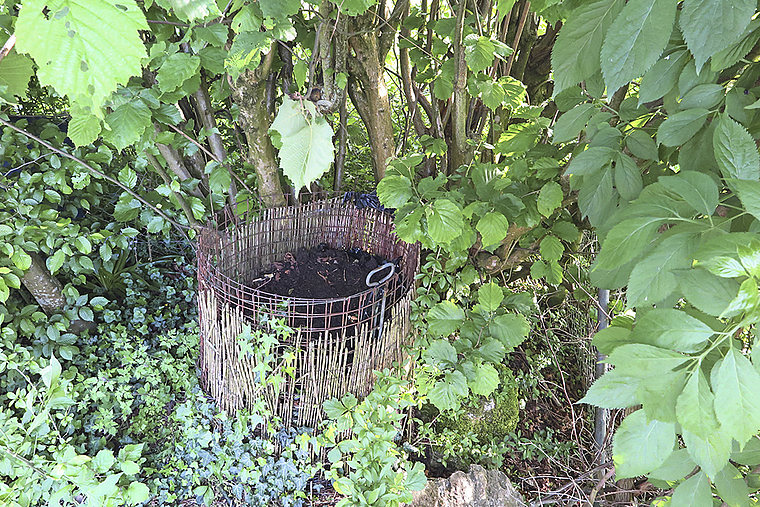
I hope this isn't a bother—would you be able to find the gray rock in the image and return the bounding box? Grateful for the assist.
[405,464,526,507]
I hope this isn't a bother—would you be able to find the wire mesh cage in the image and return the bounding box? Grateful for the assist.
[197,197,420,428]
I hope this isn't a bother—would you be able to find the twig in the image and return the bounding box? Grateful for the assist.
[0,33,16,65]
[505,1,531,77]
[0,117,193,241]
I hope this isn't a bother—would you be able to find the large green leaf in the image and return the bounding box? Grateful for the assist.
[551,0,625,95]
[476,211,508,247]
[427,301,465,336]
[730,179,760,222]
[423,339,458,366]
[613,410,676,479]
[377,175,413,209]
[680,0,754,72]
[656,108,710,147]
[676,369,719,439]
[537,181,564,217]
[600,0,677,93]
[713,349,760,446]
[630,309,713,353]
[659,171,718,217]
[0,49,34,104]
[579,368,641,408]
[608,343,689,376]
[157,53,201,94]
[626,233,698,308]
[270,98,334,197]
[226,32,274,81]
[578,167,616,227]
[670,471,712,507]
[335,0,377,16]
[565,146,616,178]
[15,0,147,115]
[469,362,500,396]
[714,114,760,181]
[478,282,504,313]
[638,50,689,105]
[682,427,732,478]
[595,216,664,270]
[426,199,465,245]
[552,103,595,143]
[712,19,760,72]
[260,0,300,19]
[613,153,643,201]
[156,0,221,21]
[714,463,750,507]
[678,268,740,317]
[489,313,529,350]
[625,129,659,161]
[649,448,698,482]
[428,370,468,411]
[539,235,563,263]
[464,35,496,74]
[103,99,152,151]
[68,111,102,146]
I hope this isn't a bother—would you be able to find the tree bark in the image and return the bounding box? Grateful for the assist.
[230,49,287,208]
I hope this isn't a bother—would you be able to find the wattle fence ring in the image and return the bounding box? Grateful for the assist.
[196,197,420,428]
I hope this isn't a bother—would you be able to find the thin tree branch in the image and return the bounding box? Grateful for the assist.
[505,0,531,77]
[145,152,201,228]
[0,117,192,240]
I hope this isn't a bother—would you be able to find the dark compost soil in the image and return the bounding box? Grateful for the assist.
[254,244,394,299]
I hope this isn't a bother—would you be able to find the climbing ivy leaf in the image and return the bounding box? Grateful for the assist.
[680,0,754,72]
[15,0,147,115]
[551,0,625,95]
[613,410,676,479]
[270,98,334,197]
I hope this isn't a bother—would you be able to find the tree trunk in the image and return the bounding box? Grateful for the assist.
[230,52,287,208]
[22,252,95,334]
[347,14,397,182]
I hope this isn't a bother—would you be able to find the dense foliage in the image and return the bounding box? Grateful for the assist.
[2,0,760,505]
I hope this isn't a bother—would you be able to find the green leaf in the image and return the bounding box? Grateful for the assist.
[630,309,714,353]
[226,32,273,80]
[713,349,760,445]
[637,368,687,423]
[433,59,455,100]
[679,84,725,111]
[670,471,711,507]
[377,175,413,209]
[92,449,117,473]
[608,343,689,376]
[489,313,529,349]
[537,181,564,217]
[126,482,150,504]
[118,167,138,188]
[427,301,465,336]
[714,463,749,507]
[595,216,664,270]
[731,435,760,466]
[0,49,34,103]
[729,179,760,223]
[678,268,740,317]
[552,103,595,143]
[614,153,643,201]
[68,112,102,147]
[270,98,334,197]
[682,427,732,478]
[551,0,625,95]
[539,235,563,263]
[426,199,464,245]
[15,0,147,114]
[478,282,504,313]
[712,19,760,72]
[680,0,754,72]
[406,462,427,492]
[476,211,508,247]
[104,100,152,151]
[579,368,641,408]
[638,50,689,105]
[74,236,92,255]
[657,109,710,147]
[565,146,616,178]
[423,339,458,367]
[626,233,698,308]
[714,114,760,181]
[428,370,468,411]
[209,164,231,195]
[157,0,220,22]
[120,460,140,475]
[464,35,496,74]
[592,326,631,355]
[335,0,377,16]
[477,338,506,363]
[649,448,698,482]
[660,171,718,217]
[578,167,616,227]
[114,195,141,222]
[48,250,66,275]
[157,53,201,94]
[677,368,719,439]
[470,362,500,396]
[260,0,300,18]
[700,256,748,278]
[552,221,579,242]
[613,410,676,479]
[625,129,658,161]
[11,250,32,271]
[496,122,540,156]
